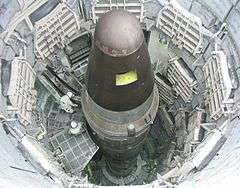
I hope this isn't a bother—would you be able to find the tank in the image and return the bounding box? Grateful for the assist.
[81,10,159,176]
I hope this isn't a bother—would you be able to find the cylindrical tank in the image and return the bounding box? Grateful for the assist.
[81,10,159,176]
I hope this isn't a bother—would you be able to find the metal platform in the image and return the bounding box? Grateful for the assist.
[49,128,98,174]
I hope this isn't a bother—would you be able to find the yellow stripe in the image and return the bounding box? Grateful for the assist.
[116,70,138,86]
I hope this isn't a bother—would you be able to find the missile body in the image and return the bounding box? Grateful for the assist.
[82,10,159,176]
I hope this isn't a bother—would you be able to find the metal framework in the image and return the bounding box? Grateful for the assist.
[154,73,176,105]
[167,57,198,103]
[156,0,204,55]
[184,109,205,155]
[34,3,80,60]
[50,129,99,174]
[7,56,37,126]
[159,107,174,137]
[67,33,92,79]
[203,50,235,120]
[91,0,145,23]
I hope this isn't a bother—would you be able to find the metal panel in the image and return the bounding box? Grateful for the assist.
[7,57,37,126]
[167,57,197,103]
[203,50,235,120]
[156,0,204,55]
[91,0,145,23]
[154,73,176,105]
[50,129,98,174]
[34,3,80,60]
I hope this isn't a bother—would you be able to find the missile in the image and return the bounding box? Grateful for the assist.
[81,10,159,176]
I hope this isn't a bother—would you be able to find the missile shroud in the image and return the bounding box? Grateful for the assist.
[82,10,159,176]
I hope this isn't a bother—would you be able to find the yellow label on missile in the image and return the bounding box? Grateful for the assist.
[116,70,138,86]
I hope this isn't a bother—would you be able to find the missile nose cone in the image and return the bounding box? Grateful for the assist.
[86,10,154,111]
[94,10,144,57]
